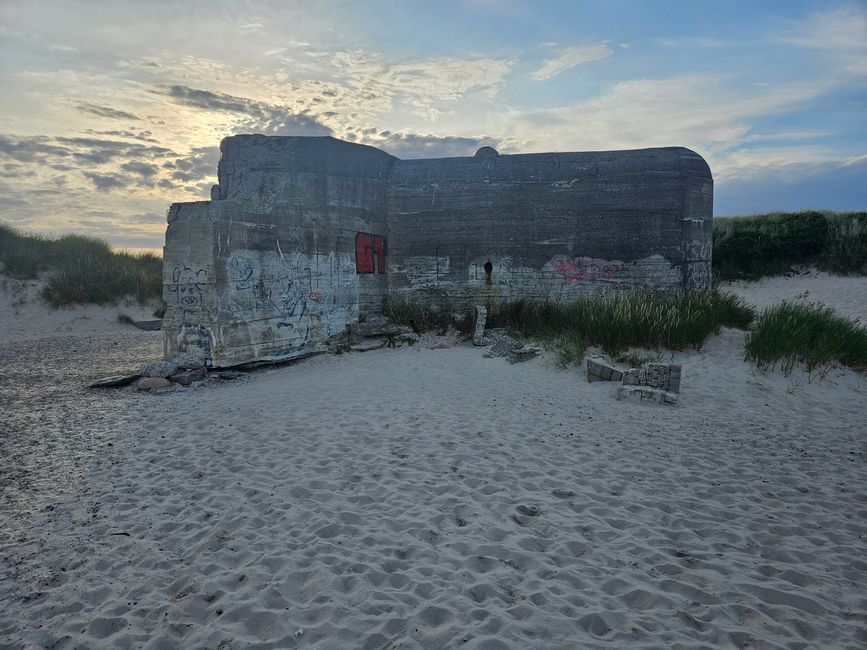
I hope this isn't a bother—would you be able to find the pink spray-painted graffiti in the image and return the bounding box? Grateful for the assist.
[355,233,386,274]
[551,258,627,285]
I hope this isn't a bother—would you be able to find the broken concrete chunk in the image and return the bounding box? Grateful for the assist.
[137,377,172,391]
[507,347,540,364]
[88,373,141,388]
[586,359,624,383]
[132,320,162,331]
[622,362,682,393]
[169,366,207,386]
[473,305,488,346]
[139,360,179,378]
[616,385,678,405]
[351,338,386,352]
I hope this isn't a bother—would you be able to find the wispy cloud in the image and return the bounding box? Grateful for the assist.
[74,101,140,121]
[774,6,867,50]
[532,42,612,80]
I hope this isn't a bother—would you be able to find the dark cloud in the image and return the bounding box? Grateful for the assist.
[121,161,159,178]
[83,172,130,191]
[161,85,332,136]
[0,134,70,163]
[0,133,177,169]
[163,145,219,183]
[354,129,500,159]
[75,102,140,121]
[85,128,159,143]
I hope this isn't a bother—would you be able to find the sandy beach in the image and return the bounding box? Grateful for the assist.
[1,275,866,649]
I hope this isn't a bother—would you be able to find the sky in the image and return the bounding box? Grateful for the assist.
[0,0,865,252]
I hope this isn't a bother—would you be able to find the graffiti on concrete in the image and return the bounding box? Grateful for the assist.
[551,257,627,284]
[356,233,386,274]
[168,265,207,321]
[228,253,312,337]
[176,323,214,367]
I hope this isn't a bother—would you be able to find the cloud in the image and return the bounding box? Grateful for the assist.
[74,101,140,120]
[333,52,514,118]
[774,6,867,51]
[83,172,130,191]
[163,145,220,183]
[120,161,159,178]
[715,156,867,214]
[161,85,333,136]
[532,42,612,81]
[509,74,832,158]
[347,129,500,158]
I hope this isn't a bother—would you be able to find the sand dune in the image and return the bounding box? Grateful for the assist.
[1,275,866,648]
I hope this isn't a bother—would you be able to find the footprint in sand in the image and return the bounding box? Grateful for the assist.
[511,505,542,527]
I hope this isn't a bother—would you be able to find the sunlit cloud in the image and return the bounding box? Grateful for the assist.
[532,42,612,80]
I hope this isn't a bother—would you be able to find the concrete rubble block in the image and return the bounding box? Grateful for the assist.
[139,360,180,378]
[586,359,624,383]
[507,347,540,364]
[169,366,207,386]
[348,317,410,342]
[616,385,678,405]
[622,363,682,393]
[473,305,488,346]
[89,373,141,388]
[351,338,386,352]
[133,320,162,331]
[137,377,172,391]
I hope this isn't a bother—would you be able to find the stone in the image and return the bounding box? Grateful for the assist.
[507,347,540,364]
[472,305,488,346]
[217,370,244,380]
[586,359,624,383]
[351,338,386,352]
[395,332,420,346]
[139,360,179,378]
[616,385,678,405]
[137,377,172,391]
[89,373,140,388]
[169,366,207,386]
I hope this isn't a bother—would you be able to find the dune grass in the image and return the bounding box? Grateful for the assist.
[490,291,753,359]
[713,211,867,280]
[384,296,475,336]
[0,221,162,306]
[746,301,867,374]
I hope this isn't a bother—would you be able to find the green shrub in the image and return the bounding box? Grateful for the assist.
[746,301,867,373]
[0,221,163,306]
[713,211,867,279]
[489,290,753,356]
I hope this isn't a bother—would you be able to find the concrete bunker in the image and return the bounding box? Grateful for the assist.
[162,135,713,367]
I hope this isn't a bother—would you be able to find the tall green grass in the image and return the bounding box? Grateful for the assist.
[492,290,753,357]
[0,221,162,306]
[383,295,474,335]
[746,301,867,373]
[713,211,867,280]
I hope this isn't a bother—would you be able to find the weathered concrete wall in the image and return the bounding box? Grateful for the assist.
[163,137,712,367]
[386,146,712,308]
[163,136,395,367]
